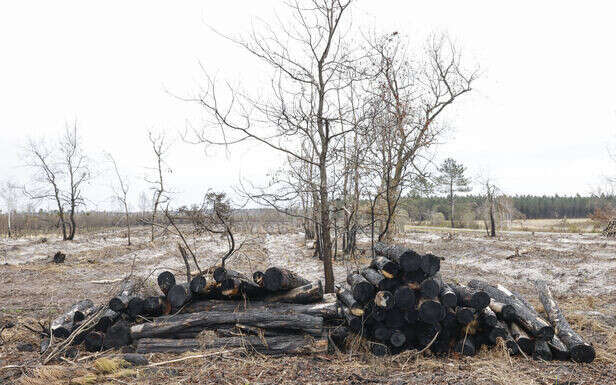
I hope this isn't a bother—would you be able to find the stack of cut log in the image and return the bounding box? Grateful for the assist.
[46,242,595,363]
[55,266,337,355]
[335,242,595,362]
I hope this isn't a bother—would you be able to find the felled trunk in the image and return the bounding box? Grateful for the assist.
[51,299,94,338]
[103,321,131,349]
[488,299,516,322]
[130,310,323,339]
[213,268,248,284]
[468,280,554,340]
[190,276,221,299]
[95,309,120,332]
[252,271,265,287]
[263,281,323,304]
[157,271,176,296]
[136,338,200,354]
[439,283,457,309]
[450,284,490,310]
[221,276,266,299]
[373,242,421,272]
[263,267,310,292]
[359,267,396,292]
[346,272,375,303]
[370,256,400,279]
[534,280,595,363]
[509,322,533,355]
[143,296,170,317]
[84,331,104,352]
[374,291,394,310]
[418,298,444,324]
[336,286,364,316]
[167,283,192,309]
[204,334,328,355]
[393,286,416,310]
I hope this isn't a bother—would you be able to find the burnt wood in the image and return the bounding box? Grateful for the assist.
[167,283,192,309]
[533,339,553,361]
[252,271,265,287]
[84,331,104,352]
[370,256,400,279]
[418,298,444,324]
[263,281,323,304]
[51,299,94,338]
[136,338,200,354]
[336,285,364,316]
[346,272,375,303]
[393,286,416,310]
[420,253,441,276]
[451,284,490,310]
[535,280,595,363]
[157,271,176,295]
[374,291,394,310]
[263,267,310,292]
[103,321,131,349]
[373,242,422,272]
[95,309,120,332]
[509,322,533,355]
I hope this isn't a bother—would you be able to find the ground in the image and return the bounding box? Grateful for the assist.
[1,225,615,384]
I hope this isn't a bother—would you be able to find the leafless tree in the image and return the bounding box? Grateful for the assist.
[364,32,477,241]
[0,180,20,238]
[107,153,132,245]
[145,131,170,242]
[185,0,359,293]
[24,123,90,240]
[138,191,149,217]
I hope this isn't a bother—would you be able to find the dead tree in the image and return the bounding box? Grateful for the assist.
[107,153,132,245]
[185,0,360,293]
[0,180,19,238]
[24,122,90,240]
[145,131,170,242]
[364,32,477,241]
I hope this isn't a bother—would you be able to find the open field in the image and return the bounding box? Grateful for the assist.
[1,226,615,384]
[408,218,600,234]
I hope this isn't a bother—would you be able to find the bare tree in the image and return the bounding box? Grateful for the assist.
[364,32,477,241]
[145,131,170,242]
[185,0,358,293]
[24,123,90,240]
[137,191,149,217]
[107,153,132,245]
[0,180,20,238]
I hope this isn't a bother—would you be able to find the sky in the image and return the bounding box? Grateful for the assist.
[1,0,615,211]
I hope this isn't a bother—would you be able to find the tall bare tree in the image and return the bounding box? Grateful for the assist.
[145,131,170,242]
[365,32,477,241]
[25,123,90,240]
[107,153,132,245]
[186,0,358,293]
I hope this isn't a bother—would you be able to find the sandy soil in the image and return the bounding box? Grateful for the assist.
[1,226,615,384]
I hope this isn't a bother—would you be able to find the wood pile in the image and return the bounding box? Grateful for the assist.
[42,242,595,363]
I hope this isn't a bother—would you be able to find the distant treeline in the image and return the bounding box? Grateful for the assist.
[401,194,616,220]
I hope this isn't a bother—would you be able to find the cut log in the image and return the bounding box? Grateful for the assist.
[213,267,248,283]
[439,282,457,309]
[263,281,323,304]
[504,329,520,356]
[418,298,444,324]
[329,326,350,352]
[390,329,406,347]
[252,271,265,287]
[263,267,310,292]
[157,271,176,295]
[136,338,200,354]
[488,320,507,344]
[455,307,475,326]
[479,307,498,328]
[374,291,394,310]
[403,270,427,286]
[370,256,400,279]
[548,335,570,361]
[454,335,476,356]
[534,280,595,363]
[189,276,221,298]
[420,253,441,276]
[510,322,533,355]
[340,302,364,333]
[384,309,406,329]
[451,284,490,310]
[143,296,168,317]
[178,299,341,322]
[393,286,416,310]
[220,277,264,298]
[370,342,389,356]
[95,309,120,332]
[336,286,364,316]
[359,267,389,291]
[167,283,192,309]
[84,331,104,352]
[203,334,328,355]
[420,277,441,299]
[130,309,323,339]
[468,280,554,340]
[416,322,442,348]
[373,242,422,272]
[372,323,391,342]
[51,299,95,338]
[127,297,145,318]
[533,339,553,361]
[73,302,96,322]
[488,299,516,322]
[346,273,375,303]
[103,321,131,349]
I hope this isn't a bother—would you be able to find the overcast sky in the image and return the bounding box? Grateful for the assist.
[1,1,615,211]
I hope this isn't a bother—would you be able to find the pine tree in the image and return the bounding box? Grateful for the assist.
[435,158,471,228]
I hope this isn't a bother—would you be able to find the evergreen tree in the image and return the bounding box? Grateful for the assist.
[435,158,471,227]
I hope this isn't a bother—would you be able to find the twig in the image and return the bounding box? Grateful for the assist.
[91,279,123,284]
[178,243,191,283]
[165,209,202,275]
[146,349,242,367]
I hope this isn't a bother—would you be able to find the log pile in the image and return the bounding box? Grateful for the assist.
[41,242,594,364]
[334,242,595,362]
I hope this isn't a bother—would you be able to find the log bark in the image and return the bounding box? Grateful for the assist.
[203,334,328,355]
[220,277,266,298]
[373,242,422,272]
[51,299,94,338]
[389,329,406,347]
[177,298,341,322]
[534,280,595,363]
[346,272,375,303]
[420,253,441,276]
[479,307,498,328]
[509,322,533,355]
[190,276,221,298]
[84,331,104,352]
[167,283,192,309]
[393,286,416,310]
[359,267,389,291]
[263,281,323,304]
[143,296,169,317]
[454,335,476,356]
[370,256,400,279]
[439,283,457,309]
[213,267,248,283]
[263,267,310,292]
[420,276,441,299]
[136,338,200,354]
[451,284,490,310]
[127,297,145,318]
[533,339,552,361]
[95,309,120,332]
[252,271,265,287]
[103,321,131,349]
[418,298,444,324]
[336,286,364,316]
[130,310,323,339]
[488,299,516,322]
[548,335,570,361]
[468,280,554,340]
[339,302,364,333]
[157,271,176,295]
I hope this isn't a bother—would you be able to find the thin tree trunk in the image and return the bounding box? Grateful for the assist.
[450,183,455,228]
